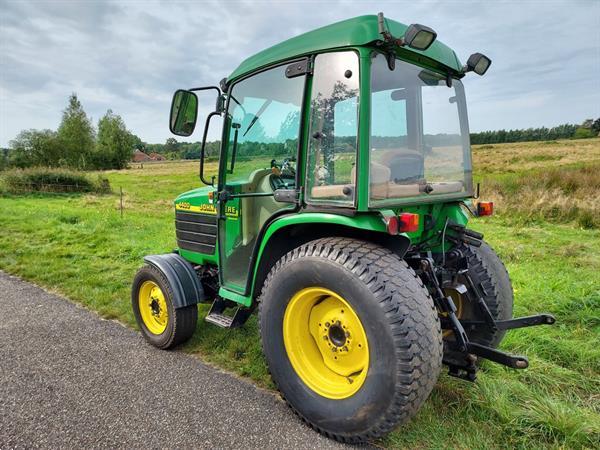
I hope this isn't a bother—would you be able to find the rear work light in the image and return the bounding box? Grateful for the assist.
[477,201,494,216]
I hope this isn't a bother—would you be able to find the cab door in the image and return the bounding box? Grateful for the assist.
[217,61,308,293]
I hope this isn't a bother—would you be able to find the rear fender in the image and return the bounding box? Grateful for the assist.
[250,213,411,298]
[144,253,204,308]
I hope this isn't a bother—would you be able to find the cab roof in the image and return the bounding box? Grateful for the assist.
[228,15,463,83]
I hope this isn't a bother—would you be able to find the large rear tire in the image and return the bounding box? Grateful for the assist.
[259,238,443,443]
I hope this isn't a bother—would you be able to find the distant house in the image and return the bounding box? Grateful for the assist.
[132,149,167,163]
[132,149,152,162]
[149,152,166,161]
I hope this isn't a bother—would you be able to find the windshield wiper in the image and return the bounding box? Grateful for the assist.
[243,99,272,137]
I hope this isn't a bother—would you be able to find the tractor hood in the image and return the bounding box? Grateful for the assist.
[228,15,463,83]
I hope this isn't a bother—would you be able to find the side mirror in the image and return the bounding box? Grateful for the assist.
[465,53,492,76]
[169,90,198,136]
[404,24,437,51]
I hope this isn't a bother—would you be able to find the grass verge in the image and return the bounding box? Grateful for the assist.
[1,139,599,448]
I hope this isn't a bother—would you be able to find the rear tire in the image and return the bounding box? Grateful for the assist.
[443,241,513,363]
[259,238,443,443]
[132,265,198,349]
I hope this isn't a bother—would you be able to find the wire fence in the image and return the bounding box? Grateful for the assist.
[2,182,100,194]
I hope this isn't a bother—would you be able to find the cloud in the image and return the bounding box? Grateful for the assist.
[1,0,599,146]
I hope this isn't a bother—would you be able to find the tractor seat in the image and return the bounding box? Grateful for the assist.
[375,148,424,183]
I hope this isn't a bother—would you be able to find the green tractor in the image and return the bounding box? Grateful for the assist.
[132,13,555,443]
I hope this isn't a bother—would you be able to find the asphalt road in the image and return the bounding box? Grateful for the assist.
[0,271,349,449]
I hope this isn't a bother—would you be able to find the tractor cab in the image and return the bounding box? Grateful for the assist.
[169,14,489,296]
[132,13,554,444]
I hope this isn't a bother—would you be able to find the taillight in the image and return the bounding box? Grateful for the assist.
[398,213,420,232]
[477,201,494,216]
[384,215,399,235]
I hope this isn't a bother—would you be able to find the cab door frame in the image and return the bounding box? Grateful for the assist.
[215,57,313,295]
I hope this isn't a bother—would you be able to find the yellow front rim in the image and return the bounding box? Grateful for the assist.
[283,287,369,399]
[138,280,169,335]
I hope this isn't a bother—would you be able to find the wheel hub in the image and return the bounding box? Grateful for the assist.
[138,281,168,335]
[150,298,161,316]
[283,287,369,399]
[327,322,347,348]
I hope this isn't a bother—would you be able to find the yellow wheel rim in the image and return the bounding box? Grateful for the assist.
[442,288,464,338]
[138,280,169,335]
[283,287,369,399]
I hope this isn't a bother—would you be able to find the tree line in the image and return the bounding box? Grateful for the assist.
[147,118,599,160]
[470,119,599,145]
[1,95,598,171]
[1,93,142,171]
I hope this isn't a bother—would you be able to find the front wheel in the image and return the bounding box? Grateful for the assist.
[132,265,198,349]
[259,238,443,443]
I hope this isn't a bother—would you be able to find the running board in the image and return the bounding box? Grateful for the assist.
[205,297,253,329]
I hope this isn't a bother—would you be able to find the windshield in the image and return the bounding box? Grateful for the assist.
[369,53,472,206]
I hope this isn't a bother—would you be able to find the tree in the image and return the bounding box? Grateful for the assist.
[57,93,95,169]
[130,133,146,152]
[8,129,61,168]
[164,137,179,153]
[94,109,135,169]
[573,127,594,139]
[592,118,600,135]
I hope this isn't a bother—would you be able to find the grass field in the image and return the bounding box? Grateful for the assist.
[1,138,599,448]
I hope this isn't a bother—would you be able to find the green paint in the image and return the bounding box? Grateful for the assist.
[218,286,252,307]
[228,15,462,83]
[357,48,372,211]
[248,212,389,295]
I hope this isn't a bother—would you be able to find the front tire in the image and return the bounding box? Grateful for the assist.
[259,238,443,443]
[132,265,198,349]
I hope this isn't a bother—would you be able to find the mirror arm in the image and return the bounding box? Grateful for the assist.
[188,86,221,96]
[200,111,221,186]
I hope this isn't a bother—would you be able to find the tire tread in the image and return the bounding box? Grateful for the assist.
[258,237,443,444]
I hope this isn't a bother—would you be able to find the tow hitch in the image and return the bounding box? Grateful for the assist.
[407,226,556,382]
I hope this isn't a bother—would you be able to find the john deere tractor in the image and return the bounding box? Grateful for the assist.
[132,14,555,443]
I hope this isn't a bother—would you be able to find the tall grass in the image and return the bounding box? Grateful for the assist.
[1,167,111,195]
[483,164,599,229]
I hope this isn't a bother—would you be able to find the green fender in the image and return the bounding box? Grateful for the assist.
[249,212,393,295]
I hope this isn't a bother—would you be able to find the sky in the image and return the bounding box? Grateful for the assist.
[1,0,599,147]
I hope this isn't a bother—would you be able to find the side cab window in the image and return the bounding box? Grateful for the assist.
[306,51,360,205]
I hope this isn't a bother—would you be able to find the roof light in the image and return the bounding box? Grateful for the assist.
[403,24,437,51]
[398,213,420,232]
[477,201,494,216]
[377,13,437,52]
[464,53,492,75]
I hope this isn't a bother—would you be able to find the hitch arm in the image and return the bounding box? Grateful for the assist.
[467,342,529,369]
[461,313,556,331]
